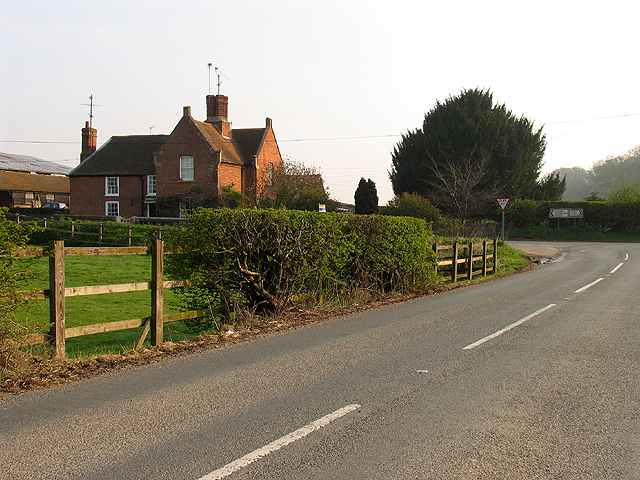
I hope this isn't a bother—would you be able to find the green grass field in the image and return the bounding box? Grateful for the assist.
[13,254,196,358]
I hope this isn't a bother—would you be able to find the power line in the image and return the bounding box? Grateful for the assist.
[0,140,79,144]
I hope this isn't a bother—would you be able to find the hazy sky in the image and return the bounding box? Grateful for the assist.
[2,1,639,204]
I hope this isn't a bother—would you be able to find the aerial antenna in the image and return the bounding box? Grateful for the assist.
[207,63,213,95]
[81,95,103,129]
[214,67,229,96]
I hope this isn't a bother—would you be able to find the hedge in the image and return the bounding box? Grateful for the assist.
[496,199,640,235]
[165,209,439,320]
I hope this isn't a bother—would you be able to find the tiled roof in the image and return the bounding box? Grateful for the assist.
[69,135,169,176]
[192,120,245,165]
[232,128,268,163]
[0,171,70,193]
[0,152,71,174]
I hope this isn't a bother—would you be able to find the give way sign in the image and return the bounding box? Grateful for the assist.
[496,198,511,211]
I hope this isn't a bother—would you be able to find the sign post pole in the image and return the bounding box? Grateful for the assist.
[495,198,511,242]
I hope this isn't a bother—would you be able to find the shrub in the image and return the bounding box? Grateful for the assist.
[165,209,438,329]
[0,208,44,381]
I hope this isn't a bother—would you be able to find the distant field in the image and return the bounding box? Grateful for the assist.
[13,255,195,358]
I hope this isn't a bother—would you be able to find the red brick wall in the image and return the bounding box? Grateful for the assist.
[155,117,219,206]
[70,175,146,217]
[255,124,282,199]
[218,163,242,192]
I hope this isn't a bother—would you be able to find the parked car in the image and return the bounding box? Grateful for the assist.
[42,202,67,209]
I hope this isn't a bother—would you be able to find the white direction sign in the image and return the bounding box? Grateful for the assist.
[496,198,511,211]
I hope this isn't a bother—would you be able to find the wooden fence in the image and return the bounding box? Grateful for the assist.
[9,213,165,246]
[18,240,212,357]
[15,238,498,357]
[434,239,498,283]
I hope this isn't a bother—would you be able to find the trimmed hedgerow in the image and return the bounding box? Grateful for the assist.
[495,199,640,236]
[165,209,438,327]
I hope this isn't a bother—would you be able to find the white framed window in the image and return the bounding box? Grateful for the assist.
[147,175,156,195]
[46,194,54,202]
[179,197,193,218]
[24,192,34,203]
[106,177,119,196]
[180,156,194,181]
[106,201,120,217]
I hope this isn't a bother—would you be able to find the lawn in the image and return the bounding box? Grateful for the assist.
[13,254,196,358]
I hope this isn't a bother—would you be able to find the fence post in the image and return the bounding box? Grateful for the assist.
[71,222,75,238]
[49,240,66,357]
[452,242,458,283]
[128,227,132,246]
[151,239,164,345]
[482,240,488,276]
[492,238,498,274]
[433,243,439,275]
[468,242,474,280]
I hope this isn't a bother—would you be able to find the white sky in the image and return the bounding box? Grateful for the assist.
[2,1,639,205]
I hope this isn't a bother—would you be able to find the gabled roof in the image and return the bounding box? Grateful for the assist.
[191,119,245,165]
[190,118,270,166]
[232,128,268,162]
[69,135,169,176]
[0,152,70,175]
[0,170,69,193]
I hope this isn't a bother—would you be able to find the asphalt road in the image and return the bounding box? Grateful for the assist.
[1,241,639,479]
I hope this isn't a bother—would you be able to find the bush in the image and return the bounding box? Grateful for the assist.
[494,199,640,236]
[165,209,439,330]
[381,192,442,223]
[0,208,44,381]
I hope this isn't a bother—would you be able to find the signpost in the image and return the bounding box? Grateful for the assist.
[549,207,583,229]
[496,198,510,242]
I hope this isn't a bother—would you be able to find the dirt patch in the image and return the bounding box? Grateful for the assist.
[0,267,533,395]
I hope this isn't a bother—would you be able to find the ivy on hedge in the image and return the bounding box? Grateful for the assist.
[165,209,439,321]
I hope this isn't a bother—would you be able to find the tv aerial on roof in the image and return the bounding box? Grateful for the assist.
[81,95,103,129]
[208,63,229,96]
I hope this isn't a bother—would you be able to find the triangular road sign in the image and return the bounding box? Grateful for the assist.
[496,198,510,211]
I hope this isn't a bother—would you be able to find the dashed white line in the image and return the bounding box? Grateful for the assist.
[198,404,361,480]
[574,278,603,294]
[610,263,623,274]
[625,253,629,261]
[462,304,556,350]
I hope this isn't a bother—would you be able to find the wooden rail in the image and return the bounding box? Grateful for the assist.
[15,238,498,357]
[434,239,497,283]
[18,240,215,357]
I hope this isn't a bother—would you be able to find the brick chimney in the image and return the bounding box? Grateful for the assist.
[206,94,231,137]
[81,121,97,162]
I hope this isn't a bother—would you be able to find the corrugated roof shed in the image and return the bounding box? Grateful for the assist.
[0,170,69,193]
[0,152,71,175]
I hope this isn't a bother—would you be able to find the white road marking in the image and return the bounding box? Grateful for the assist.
[198,404,361,480]
[625,253,629,261]
[462,304,556,350]
[574,278,603,294]
[610,263,623,274]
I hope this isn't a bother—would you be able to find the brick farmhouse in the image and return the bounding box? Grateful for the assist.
[69,95,283,218]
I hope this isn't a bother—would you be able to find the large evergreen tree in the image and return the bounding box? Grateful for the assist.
[389,88,547,218]
[354,178,378,214]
